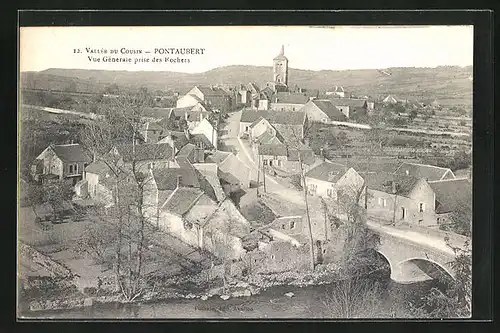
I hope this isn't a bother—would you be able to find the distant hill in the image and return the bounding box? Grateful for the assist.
[20,65,473,106]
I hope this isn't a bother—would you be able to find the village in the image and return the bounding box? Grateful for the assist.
[18,45,472,316]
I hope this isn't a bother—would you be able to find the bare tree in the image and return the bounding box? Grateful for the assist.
[75,87,164,301]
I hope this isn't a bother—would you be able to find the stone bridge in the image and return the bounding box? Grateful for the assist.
[367,221,468,284]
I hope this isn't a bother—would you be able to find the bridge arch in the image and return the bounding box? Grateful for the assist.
[397,257,455,283]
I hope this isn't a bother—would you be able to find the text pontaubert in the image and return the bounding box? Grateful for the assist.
[154,48,205,55]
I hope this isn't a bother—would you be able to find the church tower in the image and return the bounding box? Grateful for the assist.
[273,45,288,87]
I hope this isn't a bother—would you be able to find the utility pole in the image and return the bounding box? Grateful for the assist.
[299,154,315,271]
[262,151,267,193]
[256,145,261,198]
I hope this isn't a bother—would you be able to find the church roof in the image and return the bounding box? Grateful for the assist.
[273,45,288,61]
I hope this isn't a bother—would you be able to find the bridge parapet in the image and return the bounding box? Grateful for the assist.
[372,224,460,284]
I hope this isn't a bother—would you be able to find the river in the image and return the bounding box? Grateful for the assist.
[20,274,441,319]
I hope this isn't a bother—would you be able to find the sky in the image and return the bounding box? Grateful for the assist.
[19,25,473,73]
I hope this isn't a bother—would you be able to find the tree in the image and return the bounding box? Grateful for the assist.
[76,87,162,301]
[418,240,472,318]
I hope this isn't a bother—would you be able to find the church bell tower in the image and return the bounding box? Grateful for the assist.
[273,45,288,87]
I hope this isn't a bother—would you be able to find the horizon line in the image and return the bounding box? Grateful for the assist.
[22,64,474,75]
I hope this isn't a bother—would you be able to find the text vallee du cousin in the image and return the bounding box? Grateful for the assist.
[75,47,206,64]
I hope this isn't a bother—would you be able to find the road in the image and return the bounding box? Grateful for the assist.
[220,110,306,205]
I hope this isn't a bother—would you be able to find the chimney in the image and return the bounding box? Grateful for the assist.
[391,181,397,194]
[176,175,182,188]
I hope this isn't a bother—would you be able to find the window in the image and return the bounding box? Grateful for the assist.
[276,160,281,167]
[327,189,334,198]
[263,160,268,166]
[382,198,387,207]
[68,163,78,174]
[290,221,296,229]
[282,224,285,229]
[401,207,407,219]
[419,203,425,213]
[245,126,249,131]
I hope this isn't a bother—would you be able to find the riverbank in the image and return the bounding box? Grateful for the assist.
[20,261,351,314]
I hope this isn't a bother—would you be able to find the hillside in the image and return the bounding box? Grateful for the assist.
[21,65,473,106]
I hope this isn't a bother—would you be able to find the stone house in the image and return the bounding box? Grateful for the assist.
[394,162,456,182]
[428,178,472,225]
[31,143,92,186]
[83,160,115,206]
[169,103,211,130]
[325,86,346,98]
[111,143,175,174]
[327,98,369,119]
[269,91,315,112]
[364,172,437,226]
[239,109,307,140]
[258,144,316,175]
[142,168,249,260]
[299,99,348,123]
[304,161,365,200]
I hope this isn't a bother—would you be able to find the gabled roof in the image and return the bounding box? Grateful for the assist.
[240,110,306,125]
[428,178,471,214]
[286,148,316,165]
[177,143,196,158]
[273,92,311,104]
[195,86,230,97]
[305,161,348,183]
[365,172,422,197]
[205,151,232,165]
[115,143,173,162]
[394,162,455,182]
[328,98,367,108]
[152,167,199,190]
[51,144,91,163]
[308,100,347,121]
[85,160,111,177]
[259,144,288,157]
[142,107,172,119]
[162,187,204,216]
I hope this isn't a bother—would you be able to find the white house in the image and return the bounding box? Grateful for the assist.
[191,118,218,150]
[304,161,364,200]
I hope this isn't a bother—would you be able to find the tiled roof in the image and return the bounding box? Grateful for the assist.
[205,151,231,165]
[142,107,172,119]
[364,172,421,197]
[115,143,173,162]
[327,98,367,108]
[273,92,311,104]
[85,160,111,177]
[259,144,288,157]
[162,187,204,216]
[273,124,303,145]
[152,167,199,190]
[177,143,196,157]
[240,110,305,125]
[394,162,454,182]
[286,148,316,165]
[190,133,214,150]
[196,86,229,97]
[52,144,91,163]
[305,161,348,183]
[428,178,471,214]
[310,100,347,121]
